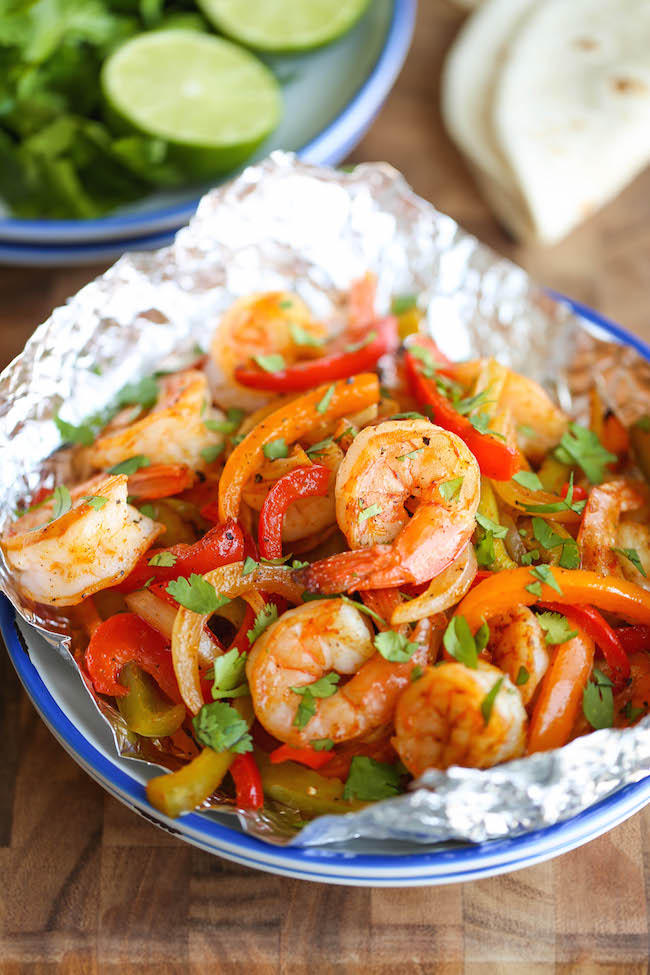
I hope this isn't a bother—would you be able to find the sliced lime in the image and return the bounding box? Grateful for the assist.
[198,0,371,52]
[101,30,282,179]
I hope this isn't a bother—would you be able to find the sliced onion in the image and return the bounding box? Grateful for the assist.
[172,561,305,713]
[125,589,177,642]
[491,477,582,525]
[390,544,477,625]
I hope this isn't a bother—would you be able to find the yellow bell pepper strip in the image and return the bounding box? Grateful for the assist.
[147,747,235,818]
[527,626,595,754]
[256,751,364,817]
[116,662,185,738]
[454,567,650,634]
[536,455,572,495]
[218,373,380,522]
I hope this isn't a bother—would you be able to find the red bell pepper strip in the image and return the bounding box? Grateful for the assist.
[269,743,334,770]
[84,612,182,703]
[539,602,630,683]
[258,464,331,560]
[114,519,244,593]
[234,316,399,392]
[561,482,588,503]
[230,753,264,809]
[404,339,520,481]
[614,625,650,656]
[230,603,256,654]
[200,500,220,525]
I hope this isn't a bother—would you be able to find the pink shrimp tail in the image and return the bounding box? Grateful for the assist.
[293,545,415,594]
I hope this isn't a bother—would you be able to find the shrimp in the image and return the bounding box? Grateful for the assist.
[487,606,549,706]
[246,598,427,746]
[1,474,162,606]
[86,370,225,473]
[209,292,327,410]
[393,661,527,776]
[578,479,645,576]
[294,419,480,593]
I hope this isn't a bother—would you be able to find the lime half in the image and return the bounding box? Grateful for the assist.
[101,30,282,179]
[198,0,371,52]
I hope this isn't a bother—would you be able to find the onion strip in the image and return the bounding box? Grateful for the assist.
[390,543,477,625]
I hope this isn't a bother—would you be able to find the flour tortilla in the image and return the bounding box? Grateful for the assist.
[494,0,650,244]
[441,0,540,240]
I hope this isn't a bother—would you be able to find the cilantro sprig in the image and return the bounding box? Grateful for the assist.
[583,669,614,730]
[442,616,489,669]
[343,756,403,801]
[554,423,616,483]
[291,673,340,729]
[166,574,230,614]
[193,701,252,754]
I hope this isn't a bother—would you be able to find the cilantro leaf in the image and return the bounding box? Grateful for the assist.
[340,595,386,627]
[443,615,483,669]
[359,502,382,522]
[242,556,258,576]
[192,701,252,754]
[513,471,544,491]
[481,676,504,725]
[521,550,540,566]
[397,448,424,461]
[139,503,157,519]
[293,691,316,729]
[306,436,334,457]
[247,603,279,643]
[554,423,616,483]
[311,738,335,751]
[439,477,464,502]
[407,344,441,378]
[525,581,543,597]
[81,495,108,510]
[374,630,418,663]
[148,551,176,567]
[201,444,225,464]
[263,438,289,461]
[115,375,158,410]
[469,413,506,439]
[621,702,645,724]
[532,517,563,550]
[536,611,577,645]
[475,512,508,538]
[166,574,229,614]
[515,666,529,686]
[389,411,428,421]
[343,756,403,801]
[51,485,71,520]
[107,455,150,476]
[475,532,495,568]
[583,668,614,730]
[529,564,562,594]
[315,384,336,414]
[559,539,580,569]
[291,673,340,729]
[290,323,325,347]
[255,353,285,373]
[207,647,249,700]
[391,294,418,315]
[612,547,647,578]
[410,665,424,682]
[54,414,94,446]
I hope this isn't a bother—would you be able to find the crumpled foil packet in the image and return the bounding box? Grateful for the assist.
[2,152,650,848]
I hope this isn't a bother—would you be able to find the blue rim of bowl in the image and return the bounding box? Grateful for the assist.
[0,0,417,246]
[3,293,650,884]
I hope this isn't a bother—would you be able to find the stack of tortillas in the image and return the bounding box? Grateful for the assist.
[441,0,650,244]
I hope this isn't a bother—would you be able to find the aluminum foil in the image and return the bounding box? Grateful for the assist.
[2,152,650,849]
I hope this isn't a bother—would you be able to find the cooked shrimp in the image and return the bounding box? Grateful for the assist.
[578,479,645,576]
[1,474,162,606]
[209,292,327,410]
[487,606,549,706]
[243,441,343,543]
[246,598,427,746]
[393,661,527,776]
[294,419,480,593]
[86,370,225,473]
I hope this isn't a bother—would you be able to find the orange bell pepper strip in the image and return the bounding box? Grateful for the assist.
[527,626,595,754]
[454,567,650,634]
[218,373,380,522]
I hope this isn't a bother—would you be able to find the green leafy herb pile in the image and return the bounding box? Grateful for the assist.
[0,0,205,218]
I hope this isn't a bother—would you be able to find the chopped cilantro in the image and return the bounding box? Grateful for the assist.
[263,438,289,461]
[513,471,544,491]
[54,414,95,447]
[345,331,377,353]
[475,532,495,568]
[440,477,464,503]
[559,539,580,569]
[532,518,563,550]
[481,676,504,725]
[242,556,258,576]
[148,551,176,567]
[442,615,486,669]
[291,673,340,729]
[389,411,429,421]
[81,495,108,510]
[359,502,382,522]
[107,455,150,476]
[397,448,425,461]
[515,666,529,686]
[115,375,158,410]
[206,647,249,700]
[407,344,440,378]
[517,424,537,439]
[343,756,403,801]
[255,353,286,373]
[520,550,540,566]
[374,630,418,663]
[311,738,335,751]
[525,581,543,597]
[290,323,325,347]
[475,512,508,538]
[247,603,279,644]
[612,547,647,578]
[306,436,334,457]
[536,611,577,645]
[470,414,506,439]
[315,384,336,414]
[139,503,157,519]
[201,444,225,464]
[193,701,252,754]
[410,665,424,682]
[524,472,585,515]
[583,668,614,730]
[391,294,418,315]
[529,564,562,594]
[166,574,230,614]
[340,595,386,627]
[621,702,645,724]
[51,485,71,520]
[554,423,616,483]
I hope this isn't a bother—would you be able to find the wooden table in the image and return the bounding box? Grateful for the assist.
[2,4,650,971]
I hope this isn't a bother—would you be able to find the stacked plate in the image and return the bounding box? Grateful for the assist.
[0,0,416,267]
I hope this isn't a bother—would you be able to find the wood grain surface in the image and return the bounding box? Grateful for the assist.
[3,3,650,972]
